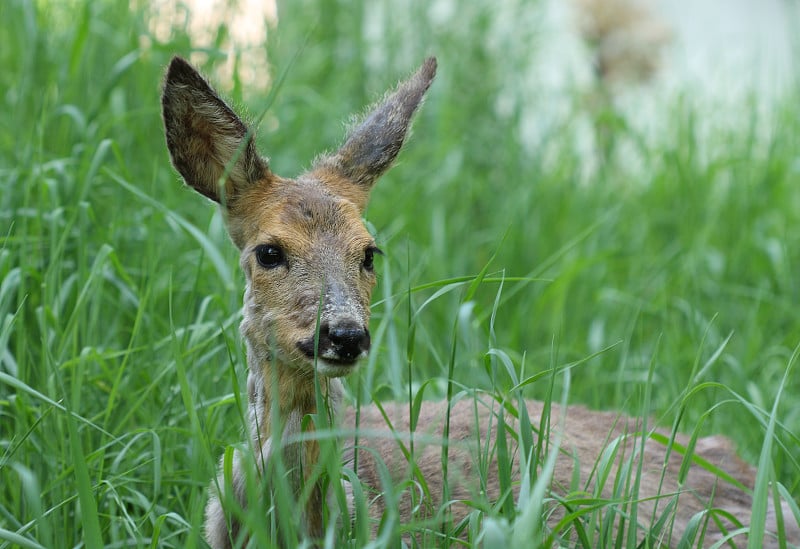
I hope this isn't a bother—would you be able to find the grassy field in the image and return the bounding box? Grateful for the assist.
[1,0,799,547]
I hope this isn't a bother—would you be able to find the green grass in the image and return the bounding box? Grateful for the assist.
[1,0,799,547]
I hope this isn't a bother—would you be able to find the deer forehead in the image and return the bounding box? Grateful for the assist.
[230,178,374,257]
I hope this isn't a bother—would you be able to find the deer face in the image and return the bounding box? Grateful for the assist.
[161,56,435,376]
[230,178,377,376]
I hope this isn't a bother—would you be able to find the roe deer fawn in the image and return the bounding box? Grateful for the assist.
[161,56,799,548]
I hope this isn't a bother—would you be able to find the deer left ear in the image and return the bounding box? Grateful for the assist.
[161,56,271,204]
[310,57,437,211]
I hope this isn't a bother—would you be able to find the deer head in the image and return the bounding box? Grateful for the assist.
[161,56,436,378]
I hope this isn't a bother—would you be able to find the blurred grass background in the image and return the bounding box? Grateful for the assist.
[1,0,799,546]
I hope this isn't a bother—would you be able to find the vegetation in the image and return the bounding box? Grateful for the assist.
[1,0,798,547]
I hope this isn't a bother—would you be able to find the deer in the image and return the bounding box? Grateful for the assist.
[161,56,799,548]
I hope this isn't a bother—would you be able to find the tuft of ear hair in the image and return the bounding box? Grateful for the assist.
[311,57,437,194]
[161,56,270,203]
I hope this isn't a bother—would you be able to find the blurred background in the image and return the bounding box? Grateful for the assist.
[1,0,799,546]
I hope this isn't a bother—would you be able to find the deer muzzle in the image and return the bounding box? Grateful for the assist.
[296,319,371,376]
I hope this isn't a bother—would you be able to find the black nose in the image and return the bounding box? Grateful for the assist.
[325,321,370,361]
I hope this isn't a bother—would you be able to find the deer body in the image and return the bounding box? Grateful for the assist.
[161,57,798,548]
[345,400,795,547]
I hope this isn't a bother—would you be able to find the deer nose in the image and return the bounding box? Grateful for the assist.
[325,321,370,361]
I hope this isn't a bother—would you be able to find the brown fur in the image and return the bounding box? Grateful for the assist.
[344,400,797,547]
[161,56,798,548]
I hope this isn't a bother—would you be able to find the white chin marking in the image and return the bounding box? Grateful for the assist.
[316,359,360,378]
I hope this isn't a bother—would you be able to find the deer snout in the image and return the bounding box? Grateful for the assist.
[323,320,371,363]
[296,319,371,374]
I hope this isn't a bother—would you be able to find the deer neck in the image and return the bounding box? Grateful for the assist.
[246,351,343,442]
[244,352,340,540]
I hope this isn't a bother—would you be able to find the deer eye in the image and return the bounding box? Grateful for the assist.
[255,245,285,269]
[363,246,382,272]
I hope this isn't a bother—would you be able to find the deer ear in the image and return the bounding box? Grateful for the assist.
[310,57,437,210]
[161,56,270,203]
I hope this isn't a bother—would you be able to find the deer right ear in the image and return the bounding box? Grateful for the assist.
[309,57,437,211]
[161,56,270,203]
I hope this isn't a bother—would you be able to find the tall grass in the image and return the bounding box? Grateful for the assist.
[1,0,798,547]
